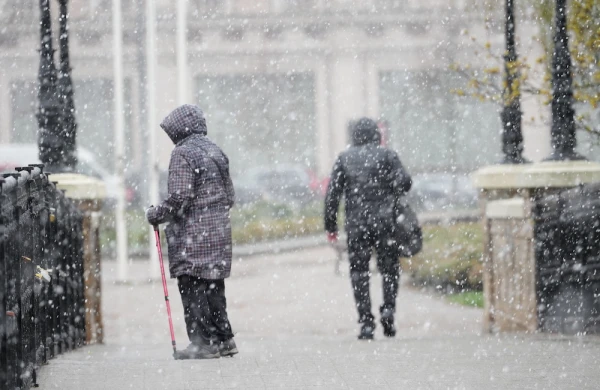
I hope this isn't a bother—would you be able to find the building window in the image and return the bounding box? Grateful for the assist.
[283,0,317,13]
[75,78,133,173]
[193,0,225,15]
[196,72,316,177]
[379,70,501,174]
[375,0,406,12]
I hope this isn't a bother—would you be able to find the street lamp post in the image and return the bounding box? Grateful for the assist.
[57,0,78,170]
[37,0,65,172]
[545,0,585,161]
[500,0,527,164]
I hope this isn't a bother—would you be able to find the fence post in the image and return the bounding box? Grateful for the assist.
[29,166,52,363]
[82,202,104,344]
[0,177,6,390]
[48,180,61,358]
[14,172,31,387]
[3,173,20,388]
[15,166,38,386]
[53,174,106,344]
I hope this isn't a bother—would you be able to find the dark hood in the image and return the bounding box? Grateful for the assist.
[160,104,207,144]
[351,117,380,146]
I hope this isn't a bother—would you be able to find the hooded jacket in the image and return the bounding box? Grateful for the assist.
[147,105,235,279]
[324,118,412,233]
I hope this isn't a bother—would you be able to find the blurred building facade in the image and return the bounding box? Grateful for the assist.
[0,0,567,184]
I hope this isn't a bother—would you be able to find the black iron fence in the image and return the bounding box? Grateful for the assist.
[534,183,600,334]
[1,165,85,389]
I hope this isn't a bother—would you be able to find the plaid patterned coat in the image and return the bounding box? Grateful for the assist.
[147,105,235,279]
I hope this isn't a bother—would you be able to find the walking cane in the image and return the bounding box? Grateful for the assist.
[153,225,178,359]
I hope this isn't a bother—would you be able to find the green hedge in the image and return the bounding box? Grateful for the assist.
[232,215,323,244]
[401,222,483,293]
[100,200,326,255]
[446,291,484,308]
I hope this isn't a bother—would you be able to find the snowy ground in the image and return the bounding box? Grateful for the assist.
[37,246,600,389]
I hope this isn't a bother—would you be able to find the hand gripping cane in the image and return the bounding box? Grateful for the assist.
[153,225,177,358]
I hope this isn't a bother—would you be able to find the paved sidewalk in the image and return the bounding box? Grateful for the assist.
[38,247,600,389]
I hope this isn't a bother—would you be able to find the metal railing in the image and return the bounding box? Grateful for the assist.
[1,165,85,389]
[534,183,600,334]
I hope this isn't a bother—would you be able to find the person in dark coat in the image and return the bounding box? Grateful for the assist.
[324,117,412,340]
[146,104,237,359]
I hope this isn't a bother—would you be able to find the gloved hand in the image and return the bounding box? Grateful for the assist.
[145,205,158,225]
[327,231,338,244]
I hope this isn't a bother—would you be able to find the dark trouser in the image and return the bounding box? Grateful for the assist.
[177,275,234,345]
[347,225,400,324]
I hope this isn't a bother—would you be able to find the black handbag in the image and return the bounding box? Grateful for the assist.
[394,196,423,257]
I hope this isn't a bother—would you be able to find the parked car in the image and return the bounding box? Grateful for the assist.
[406,172,478,212]
[233,164,316,206]
[0,143,136,203]
[232,177,263,205]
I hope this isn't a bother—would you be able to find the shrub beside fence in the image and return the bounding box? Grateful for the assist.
[0,165,85,390]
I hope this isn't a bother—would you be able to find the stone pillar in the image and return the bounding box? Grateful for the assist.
[328,53,366,155]
[473,161,600,333]
[53,173,106,344]
[483,197,536,332]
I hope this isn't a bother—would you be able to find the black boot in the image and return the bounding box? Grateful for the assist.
[380,308,396,337]
[358,322,375,340]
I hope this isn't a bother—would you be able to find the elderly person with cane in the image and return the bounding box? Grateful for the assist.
[146,104,237,359]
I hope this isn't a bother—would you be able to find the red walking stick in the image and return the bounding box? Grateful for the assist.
[153,225,178,358]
